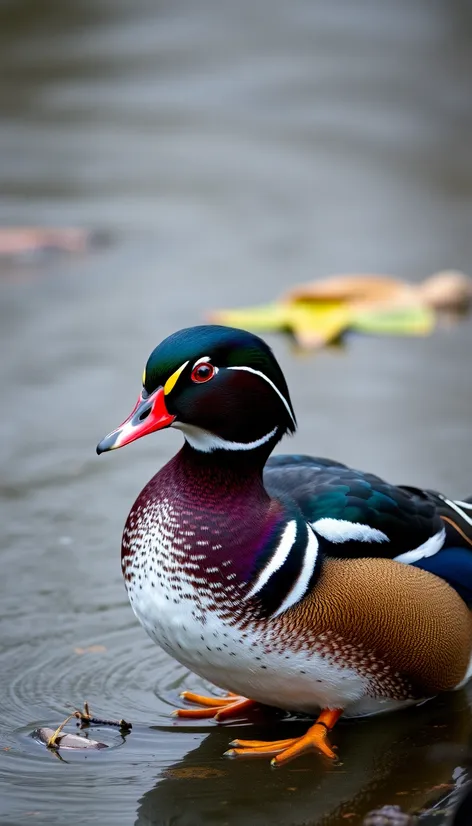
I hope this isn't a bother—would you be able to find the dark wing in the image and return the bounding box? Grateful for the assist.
[264,454,444,560]
[264,457,472,607]
[265,455,472,604]
[401,488,472,605]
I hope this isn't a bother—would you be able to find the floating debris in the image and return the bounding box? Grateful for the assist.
[163,766,226,780]
[0,227,108,262]
[34,702,132,753]
[211,270,472,351]
[415,270,472,312]
[72,701,132,732]
[34,727,108,751]
[362,804,417,825]
[74,645,107,655]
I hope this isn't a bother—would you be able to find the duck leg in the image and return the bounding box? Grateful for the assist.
[225,707,343,765]
[173,691,258,721]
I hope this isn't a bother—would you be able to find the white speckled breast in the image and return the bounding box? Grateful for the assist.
[121,495,371,714]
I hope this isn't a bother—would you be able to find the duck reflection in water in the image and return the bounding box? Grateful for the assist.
[134,692,472,826]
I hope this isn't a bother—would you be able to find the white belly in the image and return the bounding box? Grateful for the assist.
[127,568,369,714]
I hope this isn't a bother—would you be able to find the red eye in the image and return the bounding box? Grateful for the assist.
[191,362,215,383]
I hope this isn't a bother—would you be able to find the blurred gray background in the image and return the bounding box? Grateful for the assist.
[0,2,471,825]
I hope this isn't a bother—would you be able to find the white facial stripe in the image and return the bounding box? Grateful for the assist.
[312,518,389,544]
[192,356,211,368]
[442,498,472,527]
[245,520,298,600]
[453,500,472,511]
[172,422,278,453]
[394,527,446,564]
[227,366,296,428]
[273,525,319,616]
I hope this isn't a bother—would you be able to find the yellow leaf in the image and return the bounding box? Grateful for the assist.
[209,303,288,332]
[210,300,352,349]
[210,273,441,352]
[352,304,434,336]
[284,301,352,348]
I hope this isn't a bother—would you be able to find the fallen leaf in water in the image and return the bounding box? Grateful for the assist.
[417,270,472,311]
[353,304,434,336]
[212,301,352,348]
[210,270,471,351]
[284,273,415,304]
[74,645,107,655]
[0,227,104,258]
[285,270,472,312]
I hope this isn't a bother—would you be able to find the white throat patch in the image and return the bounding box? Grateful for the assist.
[172,422,278,453]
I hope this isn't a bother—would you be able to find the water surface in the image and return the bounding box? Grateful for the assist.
[1,1,472,824]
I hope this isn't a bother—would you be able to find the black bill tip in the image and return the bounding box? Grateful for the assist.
[96,430,121,455]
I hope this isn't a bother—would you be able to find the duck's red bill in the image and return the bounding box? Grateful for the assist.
[96,387,175,454]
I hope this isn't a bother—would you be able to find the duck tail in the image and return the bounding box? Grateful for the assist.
[433,493,472,548]
[396,485,472,547]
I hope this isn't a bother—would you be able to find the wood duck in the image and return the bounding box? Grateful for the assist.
[97,325,472,766]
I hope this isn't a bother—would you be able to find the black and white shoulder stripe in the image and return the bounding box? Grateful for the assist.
[245,514,450,618]
[245,517,319,618]
[309,515,446,565]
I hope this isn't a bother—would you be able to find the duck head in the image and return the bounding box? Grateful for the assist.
[97,325,296,455]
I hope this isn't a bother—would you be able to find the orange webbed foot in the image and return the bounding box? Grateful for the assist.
[224,708,343,766]
[173,690,258,721]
